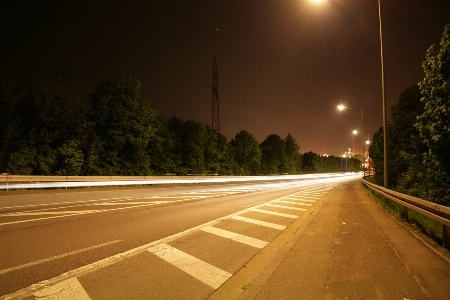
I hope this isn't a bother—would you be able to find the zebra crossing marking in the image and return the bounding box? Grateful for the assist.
[201,226,268,248]
[274,200,312,206]
[265,204,307,211]
[33,277,91,300]
[251,208,298,219]
[230,216,286,230]
[148,243,232,289]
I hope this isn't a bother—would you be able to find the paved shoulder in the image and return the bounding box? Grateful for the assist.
[234,180,450,300]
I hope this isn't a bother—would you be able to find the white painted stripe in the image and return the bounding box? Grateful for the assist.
[282,197,316,203]
[148,243,231,289]
[282,196,316,200]
[33,277,91,300]
[201,226,268,248]
[0,240,122,275]
[266,204,306,211]
[92,201,160,206]
[0,201,175,226]
[1,210,102,217]
[275,200,312,206]
[252,208,298,219]
[230,215,286,230]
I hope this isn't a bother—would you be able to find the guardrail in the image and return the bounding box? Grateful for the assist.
[362,178,450,250]
[0,173,359,191]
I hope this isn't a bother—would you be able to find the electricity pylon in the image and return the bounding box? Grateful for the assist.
[212,56,220,133]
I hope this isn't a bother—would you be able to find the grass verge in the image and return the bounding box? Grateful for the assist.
[363,184,450,260]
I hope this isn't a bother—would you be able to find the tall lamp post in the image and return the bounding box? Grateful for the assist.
[378,0,388,188]
[313,0,388,187]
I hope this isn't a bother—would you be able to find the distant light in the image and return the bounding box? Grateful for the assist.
[353,130,358,134]
[337,104,345,111]
[311,0,324,3]
[366,140,370,144]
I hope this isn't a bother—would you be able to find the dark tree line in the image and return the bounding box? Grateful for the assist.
[0,74,360,177]
[369,24,450,206]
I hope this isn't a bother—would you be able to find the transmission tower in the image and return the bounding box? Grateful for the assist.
[212,56,220,133]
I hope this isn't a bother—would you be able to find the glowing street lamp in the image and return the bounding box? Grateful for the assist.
[338,105,364,159]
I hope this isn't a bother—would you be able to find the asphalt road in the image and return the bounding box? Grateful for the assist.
[0,175,357,298]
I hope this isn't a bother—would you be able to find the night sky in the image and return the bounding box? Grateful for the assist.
[1,0,449,156]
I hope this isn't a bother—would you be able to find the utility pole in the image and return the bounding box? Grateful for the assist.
[212,56,220,133]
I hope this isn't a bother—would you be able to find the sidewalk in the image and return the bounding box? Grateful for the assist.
[211,180,450,300]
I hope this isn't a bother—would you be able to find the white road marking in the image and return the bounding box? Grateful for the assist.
[275,200,312,206]
[243,201,267,208]
[4,186,335,297]
[0,240,122,275]
[201,226,268,248]
[33,277,91,300]
[230,215,286,230]
[0,198,204,225]
[0,197,131,210]
[291,195,320,199]
[281,197,317,202]
[252,208,298,219]
[148,243,232,289]
[2,210,101,217]
[91,201,162,206]
[265,204,307,211]
[0,202,166,226]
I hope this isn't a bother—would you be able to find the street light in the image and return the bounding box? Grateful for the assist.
[316,0,388,187]
[338,104,364,160]
[378,0,388,188]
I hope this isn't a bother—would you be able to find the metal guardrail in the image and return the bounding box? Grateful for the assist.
[0,173,358,191]
[362,178,450,250]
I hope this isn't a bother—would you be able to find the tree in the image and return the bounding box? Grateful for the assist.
[284,133,302,174]
[389,85,425,186]
[168,117,208,175]
[416,24,450,204]
[301,151,320,173]
[230,130,261,175]
[0,81,89,175]
[146,115,176,175]
[89,75,155,175]
[260,134,285,174]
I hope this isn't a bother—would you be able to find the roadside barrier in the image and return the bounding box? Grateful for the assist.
[362,179,450,250]
[0,173,358,191]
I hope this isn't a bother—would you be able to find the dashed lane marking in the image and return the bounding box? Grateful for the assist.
[251,208,298,219]
[147,243,232,289]
[0,240,122,275]
[200,226,268,249]
[230,215,286,230]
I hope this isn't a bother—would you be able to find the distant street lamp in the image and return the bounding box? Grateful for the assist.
[338,105,365,176]
[338,104,364,160]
